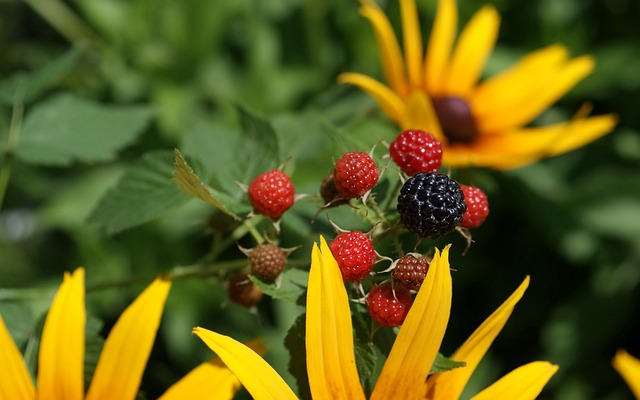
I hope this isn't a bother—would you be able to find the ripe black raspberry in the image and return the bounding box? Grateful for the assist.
[249,243,287,282]
[392,254,431,291]
[397,172,466,238]
[367,284,413,327]
[228,272,263,307]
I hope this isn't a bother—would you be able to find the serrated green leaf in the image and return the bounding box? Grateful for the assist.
[249,267,308,304]
[0,302,35,348]
[352,308,379,393]
[237,105,281,183]
[89,150,191,234]
[17,93,154,166]
[173,148,241,220]
[284,313,311,400]
[0,47,84,105]
[180,121,242,195]
[84,314,105,389]
[430,352,466,374]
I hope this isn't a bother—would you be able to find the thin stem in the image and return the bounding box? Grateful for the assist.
[382,178,402,213]
[0,91,25,210]
[243,217,265,244]
[366,195,387,225]
[23,0,98,45]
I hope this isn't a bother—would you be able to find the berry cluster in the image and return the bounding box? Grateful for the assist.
[226,128,489,327]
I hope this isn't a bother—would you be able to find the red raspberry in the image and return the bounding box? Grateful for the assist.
[249,243,287,282]
[390,129,442,176]
[392,254,431,291]
[329,231,376,282]
[228,272,263,307]
[332,152,379,199]
[367,284,413,327]
[459,184,489,229]
[247,170,295,218]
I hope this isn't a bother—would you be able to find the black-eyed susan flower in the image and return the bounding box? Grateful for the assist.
[194,237,558,399]
[0,268,261,400]
[339,0,617,169]
[613,349,640,399]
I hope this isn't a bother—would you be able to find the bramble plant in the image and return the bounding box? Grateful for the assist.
[2,0,636,398]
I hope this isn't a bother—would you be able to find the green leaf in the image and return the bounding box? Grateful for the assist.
[237,105,281,183]
[352,307,379,393]
[84,314,105,389]
[173,148,241,220]
[0,302,35,349]
[89,150,191,234]
[0,47,84,105]
[180,121,242,195]
[284,313,311,400]
[430,352,466,374]
[180,106,282,197]
[17,93,154,166]
[249,267,308,304]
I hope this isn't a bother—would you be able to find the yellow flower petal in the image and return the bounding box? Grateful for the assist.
[443,5,500,98]
[0,314,35,400]
[472,45,570,117]
[425,0,457,95]
[159,338,267,400]
[426,277,529,399]
[478,55,595,132]
[338,72,405,123]
[471,361,558,400]
[193,327,298,400]
[613,349,640,398]
[399,0,423,88]
[400,92,444,142]
[451,113,617,170]
[359,0,410,98]
[371,245,452,400]
[36,268,85,400]
[306,238,366,400]
[86,277,171,400]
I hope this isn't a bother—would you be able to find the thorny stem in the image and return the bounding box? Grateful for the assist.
[366,195,387,225]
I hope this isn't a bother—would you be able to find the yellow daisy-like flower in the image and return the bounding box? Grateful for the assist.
[339,0,617,169]
[0,268,262,400]
[194,237,558,399]
[613,349,640,399]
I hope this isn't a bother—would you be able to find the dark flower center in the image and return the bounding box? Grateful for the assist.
[432,96,479,144]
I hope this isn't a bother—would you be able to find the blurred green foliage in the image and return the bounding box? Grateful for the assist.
[0,0,638,399]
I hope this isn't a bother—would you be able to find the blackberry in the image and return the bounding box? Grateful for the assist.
[397,172,466,238]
